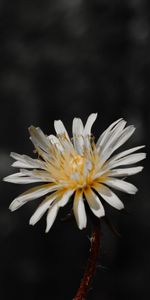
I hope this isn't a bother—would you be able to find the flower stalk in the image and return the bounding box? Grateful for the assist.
[73,218,101,300]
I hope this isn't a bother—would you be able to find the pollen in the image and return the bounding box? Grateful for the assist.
[71,155,85,172]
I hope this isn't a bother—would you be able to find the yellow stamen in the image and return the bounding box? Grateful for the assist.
[71,155,85,172]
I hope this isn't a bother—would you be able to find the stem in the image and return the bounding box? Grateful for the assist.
[73,219,101,300]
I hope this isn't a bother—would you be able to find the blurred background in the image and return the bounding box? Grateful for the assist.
[0,0,149,299]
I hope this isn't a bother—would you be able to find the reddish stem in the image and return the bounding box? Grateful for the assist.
[73,220,101,300]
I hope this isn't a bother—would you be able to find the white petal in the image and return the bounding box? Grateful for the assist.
[101,120,127,151]
[10,152,45,169]
[4,172,22,179]
[4,172,31,184]
[72,118,84,135]
[58,190,74,207]
[29,126,50,153]
[84,113,97,136]
[96,118,123,148]
[29,193,57,225]
[110,125,135,153]
[12,161,35,168]
[9,184,60,211]
[83,159,93,177]
[4,168,53,184]
[94,183,124,210]
[45,203,59,232]
[48,134,64,152]
[73,190,87,230]
[54,120,75,153]
[109,153,146,169]
[20,168,52,179]
[72,118,84,154]
[106,145,145,165]
[104,178,138,194]
[54,120,69,139]
[108,166,144,177]
[84,188,105,218]
[98,120,127,164]
[3,176,48,184]
[93,169,109,180]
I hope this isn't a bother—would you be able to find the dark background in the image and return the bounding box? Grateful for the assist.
[0,0,150,299]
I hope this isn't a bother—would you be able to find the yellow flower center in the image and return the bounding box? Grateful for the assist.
[44,136,108,191]
[71,155,85,173]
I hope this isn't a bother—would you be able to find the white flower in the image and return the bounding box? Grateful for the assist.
[4,113,146,232]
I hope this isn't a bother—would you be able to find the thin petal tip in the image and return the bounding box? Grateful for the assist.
[97,210,105,218]
[118,203,125,210]
[78,226,84,230]
[78,223,87,230]
[107,196,124,210]
[28,125,36,135]
[132,187,138,194]
[138,166,144,172]
[11,162,16,167]
[45,228,49,233]
[9,203,16,212]
[28,125,34,130]
[10,152,16,158]
[29,218,34,226]
[3,177,7,182]
[91,112,98,118]
[3,176,13,183]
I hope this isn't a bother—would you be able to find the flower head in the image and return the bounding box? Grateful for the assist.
[4,114,146,232]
